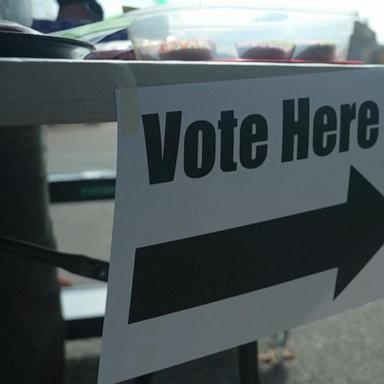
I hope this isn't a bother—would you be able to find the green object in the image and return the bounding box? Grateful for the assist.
[79,184,115,199]
[51,14,135,43]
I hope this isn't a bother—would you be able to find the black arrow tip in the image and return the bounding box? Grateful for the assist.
[334,167,384,299]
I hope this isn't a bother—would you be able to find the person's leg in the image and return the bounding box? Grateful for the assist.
[0,125,64,384]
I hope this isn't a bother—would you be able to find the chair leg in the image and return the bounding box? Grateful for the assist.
[135,373,152,384]
[238,341,261,384]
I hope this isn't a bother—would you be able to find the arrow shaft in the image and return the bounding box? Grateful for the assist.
[128,203,348,324]
[127,167,384,323]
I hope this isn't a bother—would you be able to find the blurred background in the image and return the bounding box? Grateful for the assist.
[29,0,384,43]
[3,1,384,383]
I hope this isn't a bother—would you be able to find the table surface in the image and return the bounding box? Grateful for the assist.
[0,59,368,126]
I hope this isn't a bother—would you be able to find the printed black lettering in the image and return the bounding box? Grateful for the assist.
[313,106,337,156]
[240,114,268,169]
[218,110,238,172]
[184,120,216,178]
[358,101,379,149]
[339,103,356,152]
[143,111,182,184]
[282,98,310,162]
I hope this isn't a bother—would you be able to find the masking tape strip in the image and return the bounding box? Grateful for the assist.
[115,64,140,135]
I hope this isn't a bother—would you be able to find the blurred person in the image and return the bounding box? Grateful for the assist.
[0,4,65,383]
[32,0,103,33]
[368,46,384,64]
[0,0,32,25]
[56,0,103,22]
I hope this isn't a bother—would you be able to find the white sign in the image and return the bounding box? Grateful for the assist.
[99,69,384,384]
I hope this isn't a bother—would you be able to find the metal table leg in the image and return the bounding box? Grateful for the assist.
[238,341,261,384]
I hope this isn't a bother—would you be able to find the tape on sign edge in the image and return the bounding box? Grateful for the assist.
[115,65,140,135]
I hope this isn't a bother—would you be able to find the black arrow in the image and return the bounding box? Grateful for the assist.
[128,167,384,324]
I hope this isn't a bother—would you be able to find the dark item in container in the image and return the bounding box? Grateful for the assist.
[86,49,135,60]
[0,20,94,59]
[240,46,292,60]
[0,32,94,59]
[157,39,214,61]
[294,44,336,62]
[159,47,213,61]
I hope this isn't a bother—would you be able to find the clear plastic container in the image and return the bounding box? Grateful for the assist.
[126,2,357,62]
